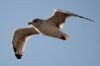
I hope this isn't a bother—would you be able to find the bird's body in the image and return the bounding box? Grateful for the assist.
[35,21,69,40]
[12,9,94,59]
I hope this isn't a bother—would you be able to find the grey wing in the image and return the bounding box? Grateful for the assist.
[47,9,94,29]
[47,9,70,28]
[12,27,38,59]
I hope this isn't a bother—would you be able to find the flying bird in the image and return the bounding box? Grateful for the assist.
[12,9,94,59]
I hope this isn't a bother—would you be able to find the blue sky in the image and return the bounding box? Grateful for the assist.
[0,0,100,66]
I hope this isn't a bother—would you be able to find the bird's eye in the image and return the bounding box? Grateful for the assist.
[33,19,40,22]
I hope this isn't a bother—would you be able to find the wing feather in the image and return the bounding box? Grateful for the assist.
[47,9,94,29]
[12,27,38,59]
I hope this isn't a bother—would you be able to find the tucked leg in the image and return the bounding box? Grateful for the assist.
[59,31,70,40]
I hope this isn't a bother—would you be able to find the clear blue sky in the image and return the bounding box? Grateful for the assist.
[0,0,100,66]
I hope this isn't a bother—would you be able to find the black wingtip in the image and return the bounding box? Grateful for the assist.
[15,54,22,59]
[13,47,17,52]
[72,14,95,22]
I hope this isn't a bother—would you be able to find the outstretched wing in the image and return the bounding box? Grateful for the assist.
[12,27,38,59]
[47,9,94,29]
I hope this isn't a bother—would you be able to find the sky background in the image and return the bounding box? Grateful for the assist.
[0,0,100,66]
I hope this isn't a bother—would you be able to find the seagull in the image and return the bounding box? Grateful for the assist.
[12,9,94,59]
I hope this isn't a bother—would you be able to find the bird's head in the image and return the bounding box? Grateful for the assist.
[28,18,42,27]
